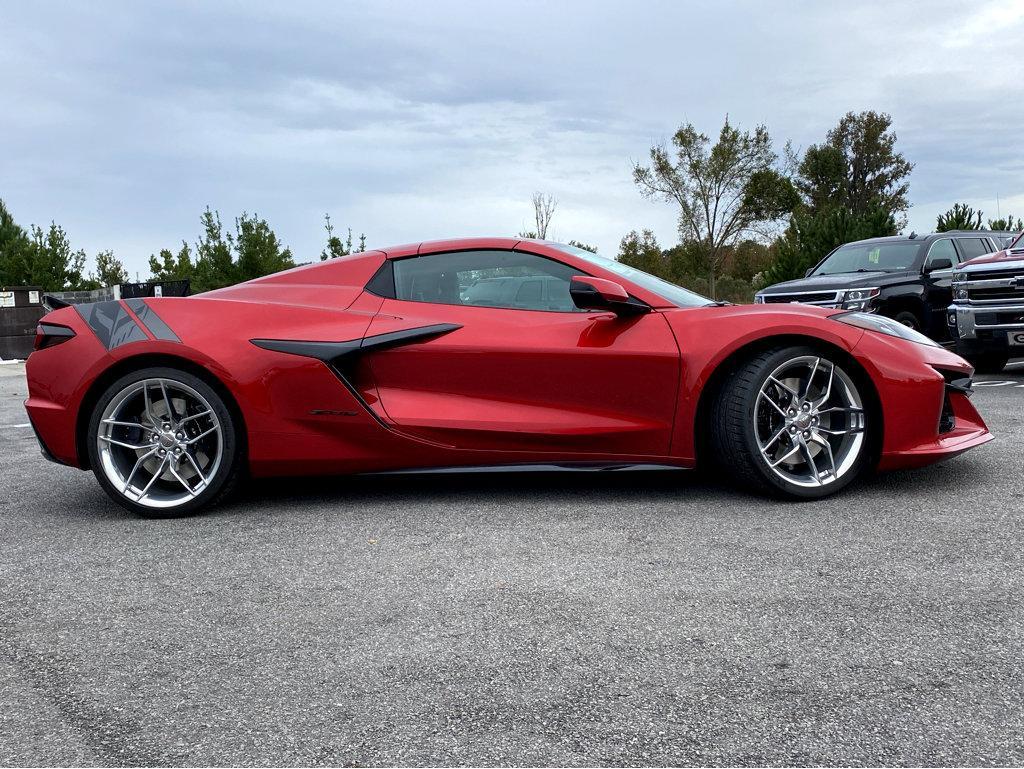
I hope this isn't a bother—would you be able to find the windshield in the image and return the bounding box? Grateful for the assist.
[811,241,921,275]
[1011,232,1024,250]
[552,244,713,308]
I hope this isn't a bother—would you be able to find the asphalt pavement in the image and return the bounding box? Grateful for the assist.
[1,360,1022,766]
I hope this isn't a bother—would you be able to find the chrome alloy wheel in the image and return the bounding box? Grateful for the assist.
[96,378,223,509]
[754,356,866,488]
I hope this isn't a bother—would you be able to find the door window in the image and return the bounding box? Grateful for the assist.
[956,238,992,260]
[392,250,584,312]
[925,239,957,269]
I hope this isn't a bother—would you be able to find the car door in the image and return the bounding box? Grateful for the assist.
[355,248,681,458]
[922,238,958,333]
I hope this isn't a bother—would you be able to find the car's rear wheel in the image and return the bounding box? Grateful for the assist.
[87,367,242,517]
[711,346,872,499]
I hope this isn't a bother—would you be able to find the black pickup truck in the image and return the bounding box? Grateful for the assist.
[755,232,1004,340]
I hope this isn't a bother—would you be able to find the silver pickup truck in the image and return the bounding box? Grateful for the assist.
[948,231,1024,372]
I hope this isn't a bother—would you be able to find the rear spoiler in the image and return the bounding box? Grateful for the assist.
[41,294,73,312]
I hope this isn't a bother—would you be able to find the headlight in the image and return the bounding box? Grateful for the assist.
[954,287,968,300]
[838,287,879,311]
[952,271,966,283]
[833,311,940,348]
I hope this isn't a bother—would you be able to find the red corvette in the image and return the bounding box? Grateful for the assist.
[25,238,992,517]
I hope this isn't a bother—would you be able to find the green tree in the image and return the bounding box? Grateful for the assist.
[763,206,896,284]
[633,117,797,298]
[149,241,194,281]
[91,249,128,287]
[320,213,366,260]
[20,223,89,291]
[987,214,1023,231]
[936,203,982,232]
[792,110,913,226]
[617,230,667,277]
[191,209,237,292]
[0,199,30,287]
[567,239,597,253]
[234,212,294,282]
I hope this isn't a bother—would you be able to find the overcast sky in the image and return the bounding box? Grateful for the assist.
[2,0,1023,277]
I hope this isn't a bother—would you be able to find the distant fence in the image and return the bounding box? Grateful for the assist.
[0,286,45,360]
[0,280,190,360]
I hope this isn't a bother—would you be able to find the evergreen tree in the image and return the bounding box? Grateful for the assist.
[936,203,982,232]
[91,249,129,287]
[617,230,667,277]
[567,239,597,253]
[0,199,30,287]
[21,222,89,291]
[191,208,237,292]
[764,206,896,284]
[234,212,294,282]
[149,241,194,281]
[986,214,1022,232]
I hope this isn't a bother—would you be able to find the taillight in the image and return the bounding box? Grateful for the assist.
[34,323,76,351]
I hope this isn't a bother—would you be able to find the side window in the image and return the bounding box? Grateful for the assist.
[925,239,957,269]
[956,238,992,260]
[392,250,585,312]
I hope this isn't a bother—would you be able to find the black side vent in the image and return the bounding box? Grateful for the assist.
[939,393,955,434]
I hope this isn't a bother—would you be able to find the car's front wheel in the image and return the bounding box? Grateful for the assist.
[86,367,242,517]
[711,346,872,499]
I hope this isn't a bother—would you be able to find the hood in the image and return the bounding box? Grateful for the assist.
[959,247,1024,268]
[758,270,907,295]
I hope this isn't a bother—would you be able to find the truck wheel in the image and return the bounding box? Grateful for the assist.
[893,311,922,331]
[967,352,1008,374]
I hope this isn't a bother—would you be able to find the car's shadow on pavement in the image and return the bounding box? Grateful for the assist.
[216,451,996,519]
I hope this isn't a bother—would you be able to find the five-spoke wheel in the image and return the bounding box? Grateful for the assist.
[712,346,873,498]
[87,367,241,516]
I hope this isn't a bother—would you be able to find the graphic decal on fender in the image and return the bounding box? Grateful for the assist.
[74,300,147,350]
[124,298,181,342]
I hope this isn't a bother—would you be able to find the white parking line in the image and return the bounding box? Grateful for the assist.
[0,423,30,429]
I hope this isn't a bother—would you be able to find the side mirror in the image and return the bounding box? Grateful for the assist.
[570,276,650,316]
[926,258,953,272]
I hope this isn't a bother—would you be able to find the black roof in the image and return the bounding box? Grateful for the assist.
[844,230,1007,246]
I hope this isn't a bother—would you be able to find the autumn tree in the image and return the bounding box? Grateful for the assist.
[633,117,797,297]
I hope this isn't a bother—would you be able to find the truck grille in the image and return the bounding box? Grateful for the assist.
[964,268,1024,303]
[967,285,1024,302]
[760,290,840,305]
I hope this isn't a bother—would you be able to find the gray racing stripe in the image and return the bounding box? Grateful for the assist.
[74,301,147,349]
[124,298,180,342]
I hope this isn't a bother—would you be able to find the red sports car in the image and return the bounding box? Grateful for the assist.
[25,238,992,517]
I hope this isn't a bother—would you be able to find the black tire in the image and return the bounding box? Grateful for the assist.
[86,366,243,518]
[709,345,873,499]
[892,310,922,331]
[966,352,1008,375]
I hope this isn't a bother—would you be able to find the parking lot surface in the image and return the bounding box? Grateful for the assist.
[1,360,1022,766]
